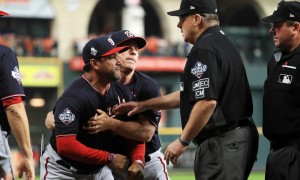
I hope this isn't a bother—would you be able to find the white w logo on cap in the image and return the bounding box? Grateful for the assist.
[125,31,134,37]
[108,38,115,45]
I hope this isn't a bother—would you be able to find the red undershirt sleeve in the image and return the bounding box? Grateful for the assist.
[56,135,110,164]
[127,140,145,164]
[2,96,23,107]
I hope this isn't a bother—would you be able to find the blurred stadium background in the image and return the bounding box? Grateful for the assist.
[0,0,281,178]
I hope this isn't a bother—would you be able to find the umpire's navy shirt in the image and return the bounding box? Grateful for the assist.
[0,45,25,134]
[50,75,134,172]
[180,26,253,135]
[263,46,300,140]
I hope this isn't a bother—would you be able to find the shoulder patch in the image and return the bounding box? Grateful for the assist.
[191,61,207,79]
[11,66,21,84]
[59,108,75,125]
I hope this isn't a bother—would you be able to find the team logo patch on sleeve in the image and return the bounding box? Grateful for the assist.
[11,66,22,84]
[59,108,75,125]
[192,78,209,99]
[191,61,207,79]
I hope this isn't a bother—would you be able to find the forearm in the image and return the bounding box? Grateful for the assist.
[180,100,217,142]
[6,103,33,158]
[143,91,180,110]
[45,111,55,130]
[110,118,155,142]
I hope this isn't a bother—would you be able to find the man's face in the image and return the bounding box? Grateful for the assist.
[269,21,296,51]
[177,14,198,44]
[118,40,139,72]
[97,53,121,81]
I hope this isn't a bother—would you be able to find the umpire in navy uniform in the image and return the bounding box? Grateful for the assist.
[262,1,300,180]
[115,0,259,179]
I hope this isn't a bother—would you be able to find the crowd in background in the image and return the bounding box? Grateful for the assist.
[0,32,270,63]
[0,33,58,57]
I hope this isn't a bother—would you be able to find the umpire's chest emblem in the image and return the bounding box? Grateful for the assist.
[59,108,75,125]
[191,61,207,79]
[278,74,293,84]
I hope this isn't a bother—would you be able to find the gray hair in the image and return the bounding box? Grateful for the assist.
[201,14,220,26]
[286,20,299,26]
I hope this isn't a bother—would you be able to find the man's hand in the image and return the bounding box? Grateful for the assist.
[83,109,117,134]
[164,139,187,165]
[0,171,13,180]
[113,101,145,117]
[126,162,144,180]
[17,157,35,180]
[108,154,129,173]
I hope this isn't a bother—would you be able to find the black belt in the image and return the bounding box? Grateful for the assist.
[56,160,100,175]
[193,118,254,146]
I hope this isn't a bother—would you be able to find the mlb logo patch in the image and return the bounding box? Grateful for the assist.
[91,47,97,56]
[59,108,75,125]
[278,74,292,84]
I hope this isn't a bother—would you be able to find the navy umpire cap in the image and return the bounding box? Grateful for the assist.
[110,30,146,49]
[262,1,300,23]
[0,10,9,16]
[82,36,129,64]
[167,0,218,16]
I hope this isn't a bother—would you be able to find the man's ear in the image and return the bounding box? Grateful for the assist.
[294,22,300,31]
[194,14,202,26]
[90,59,99,70]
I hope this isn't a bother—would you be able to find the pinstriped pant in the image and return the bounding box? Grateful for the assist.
[40,144,113,180]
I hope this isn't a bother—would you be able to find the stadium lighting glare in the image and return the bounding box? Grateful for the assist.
[29,97,45,108]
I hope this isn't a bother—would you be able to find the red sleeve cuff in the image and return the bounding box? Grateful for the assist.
[2,96,23,107]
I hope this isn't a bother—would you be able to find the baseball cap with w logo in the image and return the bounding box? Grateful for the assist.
[110,30,146,49]
[82,36,129,64]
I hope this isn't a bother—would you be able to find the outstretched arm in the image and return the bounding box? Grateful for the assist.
[84,109,155,142]
[114,91,180,116]
[164,99,217,165]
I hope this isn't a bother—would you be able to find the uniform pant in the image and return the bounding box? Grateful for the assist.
[40,144,113,180]
[0,130,14,178]
[143,149,169,180]
[112,148,170,180]
[194,125,258,180]
[265,141,300,180]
